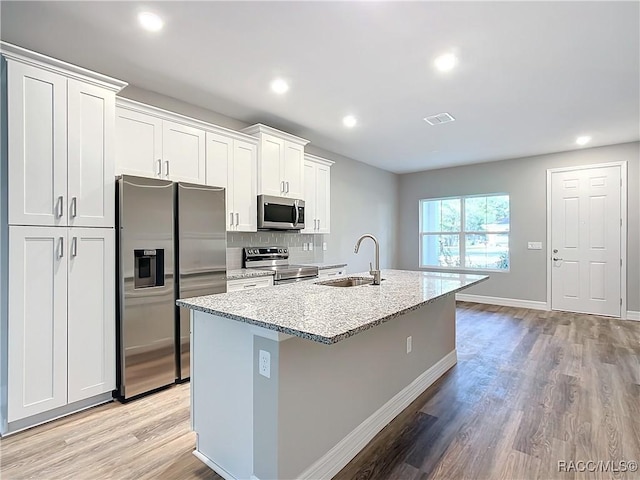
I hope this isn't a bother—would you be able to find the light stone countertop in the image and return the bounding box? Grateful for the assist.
[226,269,275,281]
[178,269,488,344]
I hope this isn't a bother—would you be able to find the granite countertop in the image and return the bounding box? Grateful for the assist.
[178,269,488,344]
[303,262,347,270]
[226,269,275,281]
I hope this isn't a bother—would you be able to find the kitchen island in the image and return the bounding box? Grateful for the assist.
[177,269,487,480]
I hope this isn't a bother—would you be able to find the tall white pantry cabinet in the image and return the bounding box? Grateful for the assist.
[0,43,126,434]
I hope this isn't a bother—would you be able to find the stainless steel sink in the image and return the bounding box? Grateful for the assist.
[317,276,382,287]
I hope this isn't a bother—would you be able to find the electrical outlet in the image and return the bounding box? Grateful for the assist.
[259,350,271,378]
[406,336,412,354]
[303,243,308,251]
[309,242,313,251]
[323,242,327,251]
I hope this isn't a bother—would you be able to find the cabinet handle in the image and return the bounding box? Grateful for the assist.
[317,218,320,230]
[71,197,77,218]
[58,236,64,258]
[281,181,285,193]
[157,159,162,176]
[243,283,257,288]
[56,195,64,218]
[235,213,239,226]
[71,236,78,257]
[230,212,234,226]
[164,160,170,177]
[286,181,290,193]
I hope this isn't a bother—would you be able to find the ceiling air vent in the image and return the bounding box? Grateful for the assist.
[424,112,456,125]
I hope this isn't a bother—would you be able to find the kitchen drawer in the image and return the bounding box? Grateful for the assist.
[227,276,273,292]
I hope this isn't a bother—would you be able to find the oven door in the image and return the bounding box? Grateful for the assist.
[258,195,305,230]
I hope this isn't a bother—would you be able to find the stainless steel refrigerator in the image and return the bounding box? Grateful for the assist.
[116,175,226,400]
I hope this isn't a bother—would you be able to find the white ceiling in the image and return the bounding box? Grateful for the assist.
[1,1,638,174]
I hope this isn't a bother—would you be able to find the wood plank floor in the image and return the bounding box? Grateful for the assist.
[1,302,638,479]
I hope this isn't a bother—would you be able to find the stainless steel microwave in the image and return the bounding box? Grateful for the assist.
[257,195,305,230]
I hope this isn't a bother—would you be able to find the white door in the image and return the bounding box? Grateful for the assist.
[67,228,115,403]
[231,140,257,232]
[550,165,622,316]
[259,133,285,196]
[283,142,304,198]
[301,161,316,233]
[67,80,116,228]
[115,107,163,178]
[315,163,331,234]
[7,61,67,227]
[163,120,205,184]
[8,226,68,422]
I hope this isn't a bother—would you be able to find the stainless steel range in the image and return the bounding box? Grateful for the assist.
[243,247,318,284]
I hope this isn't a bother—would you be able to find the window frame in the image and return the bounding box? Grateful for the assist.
[418,193,510,273]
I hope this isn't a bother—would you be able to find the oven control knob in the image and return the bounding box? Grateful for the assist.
[279,248,283,253]
[284,248,288,253]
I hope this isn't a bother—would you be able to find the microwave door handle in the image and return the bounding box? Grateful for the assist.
[293,200,299,226]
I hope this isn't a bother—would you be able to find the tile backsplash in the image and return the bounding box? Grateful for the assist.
[226,231,325,269]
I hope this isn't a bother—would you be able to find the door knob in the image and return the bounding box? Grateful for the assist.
[553,257,563,261]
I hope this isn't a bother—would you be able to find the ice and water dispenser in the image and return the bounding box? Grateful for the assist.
[134,249,165,289]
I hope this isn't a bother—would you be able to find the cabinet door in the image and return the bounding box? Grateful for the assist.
[67,228,115,403]
[67,80,116,228]
[258,133,284,196]
[205,132,232,228]
[301,162,316,233]
[8,61,67,227]
[8,226,68,422]
[231,140,257,232]
[315,163,331,234]
[115,107,162,178]
[283,142,304,198]
[163,120,205,184]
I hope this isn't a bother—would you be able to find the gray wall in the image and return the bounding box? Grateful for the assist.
[120,86,400,274]
[398,142,640,311]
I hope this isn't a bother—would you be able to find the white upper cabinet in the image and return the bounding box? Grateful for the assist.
[302,154,333,234]
[241,124,309,199]
[115,107,162,178]
[5,50,124,228]
[7,61,68,227]
[115,99,205,184]
[67,80,116,228]
[205,131,257,232]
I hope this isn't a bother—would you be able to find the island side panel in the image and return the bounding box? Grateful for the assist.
[276,294,456,479]
[192,310,254,480]
[253,336,279,480]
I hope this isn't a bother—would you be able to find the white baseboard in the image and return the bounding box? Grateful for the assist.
[455,293,548,311]
[298,350,458,480]
[193,450,237,480]
[627,311,640,321]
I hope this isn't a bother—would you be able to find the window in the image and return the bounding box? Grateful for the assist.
[419,194,510,271]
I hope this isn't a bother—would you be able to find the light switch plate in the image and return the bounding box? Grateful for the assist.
[323,242,327,251]
[309,242,313,251]
[528,242,543,250]
[303,243,308,251]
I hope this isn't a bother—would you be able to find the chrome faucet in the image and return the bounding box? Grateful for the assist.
[354,234,381,285]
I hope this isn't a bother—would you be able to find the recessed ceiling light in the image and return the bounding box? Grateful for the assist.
[270,78,289,95]
[434,53,458,72]
[342,115,357,128]
[138,12,164,32]
[576,135,591,146]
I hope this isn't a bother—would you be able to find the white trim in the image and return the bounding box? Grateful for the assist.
[298,350,457,480]
[116,97,259,144]
[193,451,237,480]
[455,293,548,311]
[241,123,310,146]
[304,153,335,167]
[0,41,127,92]
[626,311,640,321]
[547,161,628,318]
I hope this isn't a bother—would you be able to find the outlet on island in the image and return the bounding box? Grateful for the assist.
[259,349,271,378]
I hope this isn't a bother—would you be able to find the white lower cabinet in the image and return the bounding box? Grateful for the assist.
[226,276,273,292]
[8,226,115,422]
